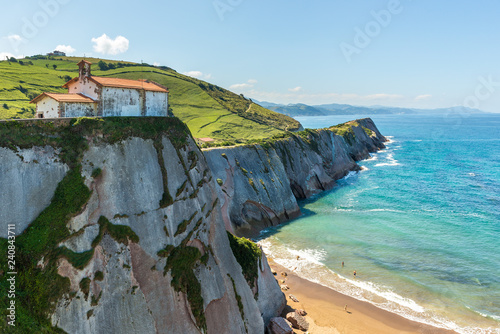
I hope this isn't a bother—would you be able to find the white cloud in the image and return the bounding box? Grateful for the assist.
[0,52,22,60]
[229,79,258,91]
[153,62,160,66]
[288,86,302,92]
[230,83,253,90]
[415,94,432,101]
[55,44,75,54]
[91,34,129,55]
[7,34,22,43]
[182,71,212,80]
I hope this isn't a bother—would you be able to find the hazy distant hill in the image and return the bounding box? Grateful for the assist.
[256,101,485,117]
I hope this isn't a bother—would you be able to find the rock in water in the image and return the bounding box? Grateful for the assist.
[286,312,309,331]
[267,317,293,334]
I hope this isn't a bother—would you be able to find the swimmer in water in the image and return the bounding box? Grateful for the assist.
[353,270,357,278]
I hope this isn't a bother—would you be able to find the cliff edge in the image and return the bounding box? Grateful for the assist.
[204,118,386,237]
[0,118,284,334]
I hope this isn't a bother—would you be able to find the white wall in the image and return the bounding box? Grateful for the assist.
[101,87,142,117]
[66,78,99,100]
[63,102,97,117]
[37,96,60,118]
[145,91,168,116]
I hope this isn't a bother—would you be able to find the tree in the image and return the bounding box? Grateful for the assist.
[52,64,57,70]
[62,75,72,82]
[45,64,49,68]
[9,57,17,63]
[2,103,8,109]
[97,60,108,71]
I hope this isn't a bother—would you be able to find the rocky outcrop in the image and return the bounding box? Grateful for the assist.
[286,311,309,331]
[204,118,386,236]
[0,145,68,238]
[0,118,284,334]
[267,317,293,334]
[0,116,385,333]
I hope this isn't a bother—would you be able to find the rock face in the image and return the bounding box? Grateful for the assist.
[267,317,293,334]
[286,311,309,331]
[0,117,385,333]
[0,118,284,334]
[204,118,386,236]
[204,145,301,236]
[0,146,68,238]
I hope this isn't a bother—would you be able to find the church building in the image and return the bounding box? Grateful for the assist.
[31,60,169,118]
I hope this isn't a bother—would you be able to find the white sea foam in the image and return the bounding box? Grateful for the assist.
[375,153,402,167]
[366,208,403,213]
[342,171,358,180]
[385,136,396,143]
[260,239,500,334]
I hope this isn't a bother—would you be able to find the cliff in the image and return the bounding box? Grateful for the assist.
[204,118,386,237]
[0,118,284,334]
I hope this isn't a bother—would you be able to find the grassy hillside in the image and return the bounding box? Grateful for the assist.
[0,56,302,143]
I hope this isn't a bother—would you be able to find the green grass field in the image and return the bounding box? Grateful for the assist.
[0,56,301,142]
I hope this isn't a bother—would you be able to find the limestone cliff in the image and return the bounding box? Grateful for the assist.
[204,118,386,236]
[0,118,284,334]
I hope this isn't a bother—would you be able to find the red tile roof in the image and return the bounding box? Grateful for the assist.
[62,76,168,93]
[90,77,168,92]
[30,93,96,104]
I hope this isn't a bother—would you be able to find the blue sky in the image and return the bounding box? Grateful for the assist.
[1,0,500,112]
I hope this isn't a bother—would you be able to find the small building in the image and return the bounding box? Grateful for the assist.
[47,50,66,56]
[31,60,169,118]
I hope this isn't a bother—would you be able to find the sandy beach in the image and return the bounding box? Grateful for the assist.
[269,259,457,334]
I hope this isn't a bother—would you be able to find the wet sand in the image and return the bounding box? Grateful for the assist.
[269,259,457,334]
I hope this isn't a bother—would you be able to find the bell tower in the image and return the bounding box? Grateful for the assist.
[78,60,92,79]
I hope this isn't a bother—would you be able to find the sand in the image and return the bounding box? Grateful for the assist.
[269,259,457,334]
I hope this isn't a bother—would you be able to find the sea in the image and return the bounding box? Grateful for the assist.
[258,113,500,333]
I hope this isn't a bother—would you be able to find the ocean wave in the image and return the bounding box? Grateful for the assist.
[342,171,358,180]
[366,208,404,213]
[375,152,402,167]
[260,239,500,334]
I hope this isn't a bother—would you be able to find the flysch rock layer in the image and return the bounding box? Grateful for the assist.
[204,118,386,237]
[0,117,384,333]
[0,128,284,333]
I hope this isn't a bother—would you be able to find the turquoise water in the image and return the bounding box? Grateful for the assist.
[259,114,500,333]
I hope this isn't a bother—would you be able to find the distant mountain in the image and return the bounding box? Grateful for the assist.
[254,100,486,117]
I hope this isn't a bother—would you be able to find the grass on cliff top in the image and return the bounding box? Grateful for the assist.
[0,56,301,143]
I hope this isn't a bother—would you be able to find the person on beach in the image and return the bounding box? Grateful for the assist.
[344,304,348,312]
[342,261,344,268]
[353,270,356,278]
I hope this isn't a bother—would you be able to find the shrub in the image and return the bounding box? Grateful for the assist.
[226,232,262,288]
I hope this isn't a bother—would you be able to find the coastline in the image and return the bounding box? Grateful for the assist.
[268,259,457,334]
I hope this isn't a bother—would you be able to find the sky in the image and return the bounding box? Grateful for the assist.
[1,0,500,112]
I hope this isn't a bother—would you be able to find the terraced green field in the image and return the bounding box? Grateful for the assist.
[0,56,301,142]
